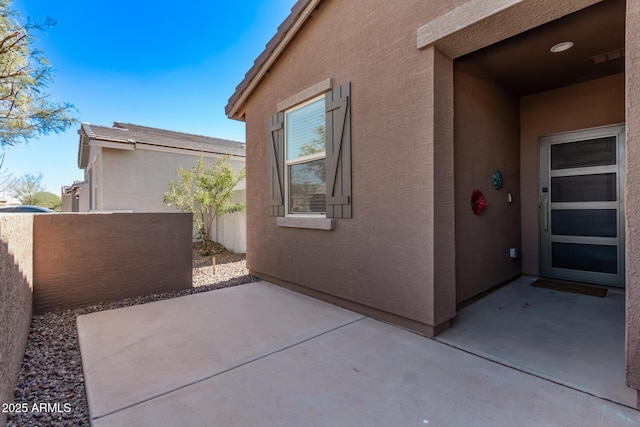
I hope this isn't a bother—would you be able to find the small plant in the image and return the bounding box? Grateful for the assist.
[164,155,246,256]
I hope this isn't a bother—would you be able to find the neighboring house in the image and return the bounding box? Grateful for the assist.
[64,122,246,252]
[226,0,640,401]
[61,181,89,213]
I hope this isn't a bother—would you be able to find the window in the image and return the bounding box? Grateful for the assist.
[269,82,352,221]
[285,96,326,215]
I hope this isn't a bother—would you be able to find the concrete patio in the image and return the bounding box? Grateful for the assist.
[77,281,640,426]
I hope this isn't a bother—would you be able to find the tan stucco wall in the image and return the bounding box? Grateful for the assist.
[97,148,246,252]
[519,73,625,276]
[61,193,72,212]
[89,146,103,210]
[454,60,521,303]
[32,213,193,313]
[101,148,187,212]
[242,0,468,334]
[0,215,33,424]
[78,182,90,212]
[100,148,245,211]
[625,0,640,396]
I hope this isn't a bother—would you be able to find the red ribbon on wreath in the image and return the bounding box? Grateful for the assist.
[470,189,487,215]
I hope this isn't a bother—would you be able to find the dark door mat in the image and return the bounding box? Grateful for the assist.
[531,279,608,297]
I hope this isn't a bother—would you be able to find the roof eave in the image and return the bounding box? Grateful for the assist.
[225,0,322,121]
[78,126,91,169]
[78,136,89,169]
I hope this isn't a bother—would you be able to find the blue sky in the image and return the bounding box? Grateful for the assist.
[5,0,296,195]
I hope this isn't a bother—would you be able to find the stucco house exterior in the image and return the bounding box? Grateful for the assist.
[64,122,247,252]
[226,0,640,404]
[61,180,90,213]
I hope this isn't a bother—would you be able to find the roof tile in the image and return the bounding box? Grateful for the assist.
[81,122,246,157]
[225,0,318,119]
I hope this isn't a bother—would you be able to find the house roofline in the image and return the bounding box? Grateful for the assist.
[225,0,322,121]
[77,122,246,170]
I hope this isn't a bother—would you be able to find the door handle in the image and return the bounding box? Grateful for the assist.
[542,196,549,231]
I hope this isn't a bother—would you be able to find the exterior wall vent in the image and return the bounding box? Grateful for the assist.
[591,48,624,64]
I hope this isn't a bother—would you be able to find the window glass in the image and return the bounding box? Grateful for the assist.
[551,209,617,237]
[285,97,326,215]
[552,242,617,274]
[286,99,325,160]
[551,137,616,170]
[551,173,616,202]
[289,160,326,213]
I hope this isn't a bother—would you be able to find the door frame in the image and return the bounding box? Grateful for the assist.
[538,123,626,287]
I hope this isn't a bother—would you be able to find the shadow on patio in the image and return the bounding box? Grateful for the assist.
[436,276,636,408]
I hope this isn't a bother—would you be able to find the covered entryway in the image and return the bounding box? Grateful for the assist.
[453,0,625,290]
[417,0,640,408]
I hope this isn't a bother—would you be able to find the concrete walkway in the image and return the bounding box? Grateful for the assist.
[77,281,640,426]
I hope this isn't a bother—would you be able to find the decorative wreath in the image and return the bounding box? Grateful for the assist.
[471,189,488,215]
[492,169,503,190]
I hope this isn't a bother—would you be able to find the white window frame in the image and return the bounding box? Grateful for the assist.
[284,94,326,217]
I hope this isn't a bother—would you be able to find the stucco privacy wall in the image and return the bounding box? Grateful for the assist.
[97,147,246,252]
[33,213,192,313]
[454,60,521,303]
[242,0,465,335]
[519,73,625,276]
[0,215,33,426]
[626,0,640,398]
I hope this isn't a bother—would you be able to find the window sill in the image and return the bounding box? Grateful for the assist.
[277,217,335,230]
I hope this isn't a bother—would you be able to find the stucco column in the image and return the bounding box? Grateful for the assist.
[423,46,456,333]
[626,0,640,406]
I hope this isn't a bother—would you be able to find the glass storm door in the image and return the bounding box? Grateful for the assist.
[539,124,625,287]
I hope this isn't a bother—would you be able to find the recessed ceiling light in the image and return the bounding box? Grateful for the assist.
[550,42,574,53]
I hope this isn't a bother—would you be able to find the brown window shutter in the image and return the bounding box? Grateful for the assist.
[325,82,352,218]
[268,112,285,217]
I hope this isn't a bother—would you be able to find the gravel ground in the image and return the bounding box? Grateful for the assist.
[6,248,258,427]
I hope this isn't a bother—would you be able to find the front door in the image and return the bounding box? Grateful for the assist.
[539,124,625,287]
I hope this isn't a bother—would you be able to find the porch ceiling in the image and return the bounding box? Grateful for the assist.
[458,0,625,96]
